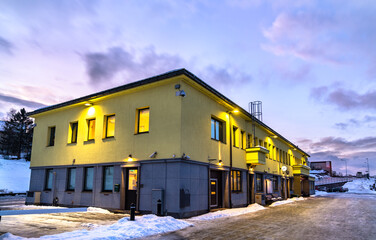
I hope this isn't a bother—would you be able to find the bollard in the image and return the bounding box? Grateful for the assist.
[157,199,162,216]
[130,203,136,221]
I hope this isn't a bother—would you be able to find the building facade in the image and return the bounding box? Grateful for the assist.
[26,69,314,218]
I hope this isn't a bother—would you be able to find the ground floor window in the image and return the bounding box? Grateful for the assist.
[45,169,53,190]
[103,166,113,191]
[273,176,278,191]
[256,173,263,192]
[231,170,242,192]
[84,167,94,191]
[67,168,76,191]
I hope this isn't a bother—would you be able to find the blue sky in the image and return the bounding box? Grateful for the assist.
[0,0,375,175]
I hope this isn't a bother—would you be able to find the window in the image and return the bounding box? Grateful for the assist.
[48,126,56,146]
[259,139,263,147]
[211,118,224,142]
[105,115,115,138]
[273,176,278,191]
[67,168,76,191]
[241,131,246,149]
[84,167,94,191]
[247,134,252,148]
[256,174,263,192]
[264,142,269,158]
[128,169,138,190]
[254,137,258,147]
[87,119,96,140]
[103,166,113,191]
[70,122,78,143]
[233,126,239,147]
[231,170,242,192]
[45,169,53,190]
[137,108,150,133]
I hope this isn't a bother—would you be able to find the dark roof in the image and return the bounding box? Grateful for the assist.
[28,68,309,156]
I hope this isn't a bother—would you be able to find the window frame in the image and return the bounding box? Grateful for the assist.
[241,131,246,149]
[45,169,53,191]
[137,107,150,134]
[104,114,115,138]
[102,166,114,192]
[83,167,94,191]
[231,170,242,192]
[47,126,56,146]
[87,118,96,141]
[70,122,78,143]
[66,168,76,191]
[211,117,225,143]
[273,175,279,191]
[256,173,263,192]
[232,126,239,147]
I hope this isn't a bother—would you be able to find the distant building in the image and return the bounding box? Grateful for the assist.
[310,161,332,176]
[356,172,363,178]
[0,120,5,154]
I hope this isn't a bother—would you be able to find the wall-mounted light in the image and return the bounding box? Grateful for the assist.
[84,102,93,107]
[128,154,133,162]
[218,160,223,166]
[270,135,278,139]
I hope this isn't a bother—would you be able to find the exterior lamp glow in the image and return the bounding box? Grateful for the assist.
[218,160,223,166]
[84,103,93,107]
[233,109,239,113]
[128,154,133,162]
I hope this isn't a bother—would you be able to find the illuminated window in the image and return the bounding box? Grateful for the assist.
[137,108,150,133]
[231,170,242,192]
[128,169,138,190]
[45,169,53,190]
[70,122,78,143]
[103,166,113,191]
[256,173,263,192]
[87,119,96,140]
[247,134,252,148]
[47,126,56,146]
[211,118,224,142]
[67,168,76,191]
[105,115,115,138]
[233,126,239,147]
[84,167,94,191]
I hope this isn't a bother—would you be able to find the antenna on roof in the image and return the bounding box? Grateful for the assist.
[249,101,262,122]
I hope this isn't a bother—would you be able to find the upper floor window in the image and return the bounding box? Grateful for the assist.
[87,119,96,140]
[47,126,56,146]
[247,134,252,148]
[70,122,78,143]
[105,115,115,138]
[137,108,149,133]
[67,168,76,191]
[45,169,53,190]
[231,170,242,192]
[103,166,113,192]
[233,126,239,147]
[241,131,246,149]
[211,118,224,142]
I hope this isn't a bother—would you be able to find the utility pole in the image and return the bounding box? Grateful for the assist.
[366,158,370,179]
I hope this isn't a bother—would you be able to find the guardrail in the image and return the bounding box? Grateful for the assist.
[315,177,352,186]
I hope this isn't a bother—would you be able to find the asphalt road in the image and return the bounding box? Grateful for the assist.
[145,193,376,240]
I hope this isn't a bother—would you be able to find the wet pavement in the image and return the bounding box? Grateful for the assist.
[145,193,376,240]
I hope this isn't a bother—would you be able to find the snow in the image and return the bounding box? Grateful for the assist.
[312,191,329,196]
[269,197,306,207]
[343,178,376,194]
[1,215,192,240]
[0,156,30,194]
[310,170,327,174]
[190,203,265,221]
[87,207,112,214]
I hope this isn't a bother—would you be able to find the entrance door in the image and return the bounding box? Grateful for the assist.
[281,178,286,199]
[125,168,138,210]
[210,179,218,207]
[249,174,254,204]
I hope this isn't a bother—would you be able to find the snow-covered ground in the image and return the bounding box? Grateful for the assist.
[269,197,306,207]
[343,178,376,194]
[0,156,30,194]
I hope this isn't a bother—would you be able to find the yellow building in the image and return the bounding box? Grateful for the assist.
[26,69,314,218]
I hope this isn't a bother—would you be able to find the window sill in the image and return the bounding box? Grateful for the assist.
[46,145,54,147]
[82,190,93,193]
[67,142,77,146]
[135,131,149,135]
[84,139,95,144]
[102,136,115,142]
[211,138,226,144]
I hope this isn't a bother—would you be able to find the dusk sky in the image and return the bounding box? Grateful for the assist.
[0,0,375,175]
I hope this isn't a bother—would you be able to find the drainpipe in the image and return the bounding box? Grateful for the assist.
[228,112,232,209]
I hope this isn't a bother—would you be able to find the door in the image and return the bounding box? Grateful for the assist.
[210,178,218,207]
[125,168,138,210]
[281,178,286,199]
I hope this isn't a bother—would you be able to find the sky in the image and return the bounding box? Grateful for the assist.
[0,0,375,175]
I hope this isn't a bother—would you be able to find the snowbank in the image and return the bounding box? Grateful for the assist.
[87,207,112,214]
[269,197,306,207]
[343,178,376,194]
[312,191,329,196]
[2,215,192,240]
[190,203,265,221]
[0,156,30,194]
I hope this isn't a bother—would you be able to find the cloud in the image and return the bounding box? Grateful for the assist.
[83,46,184,84]
[0,93,46,109]
[335,115,376,130]
[310,87,376,110]
[199,65,252,87]
[262,1,376,71]
[0,36,14,55]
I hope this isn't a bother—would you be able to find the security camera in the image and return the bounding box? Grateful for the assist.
[149,151,157,158]
[180,90,186,97]
[186,155,190,160]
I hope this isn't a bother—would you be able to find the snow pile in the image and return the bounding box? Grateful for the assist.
[343,178,376,194]
[310,170,327,174]
[313,191,329,196]
[269,197,306,207]
[2,214,192,240]
[0,156,30,194]
[87,207,112,214]
[190,203,265,221]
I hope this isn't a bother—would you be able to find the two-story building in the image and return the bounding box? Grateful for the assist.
[26,69,314,218]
